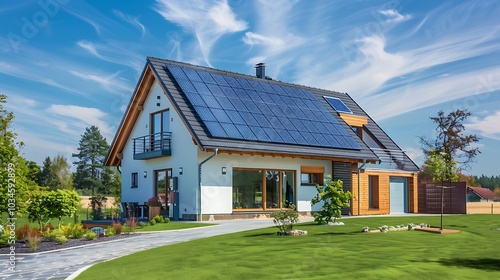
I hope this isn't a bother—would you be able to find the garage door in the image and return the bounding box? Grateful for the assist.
[390,177,407,214]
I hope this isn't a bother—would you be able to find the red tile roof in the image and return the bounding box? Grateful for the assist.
[468,186,500,201]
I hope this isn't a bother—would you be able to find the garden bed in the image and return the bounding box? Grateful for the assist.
[0,234,136,254]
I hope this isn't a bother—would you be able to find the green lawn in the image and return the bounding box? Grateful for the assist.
[135,222,215,232]
[1,208,88,229]
[77,215,500,279]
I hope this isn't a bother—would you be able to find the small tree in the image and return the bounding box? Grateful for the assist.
[311,177,352,224]
[270,204,299,233]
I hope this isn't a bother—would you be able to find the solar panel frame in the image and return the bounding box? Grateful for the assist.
[166,64,362,150]
[324,96,353,114]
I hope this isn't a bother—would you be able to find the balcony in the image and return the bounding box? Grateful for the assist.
[133,132,172,160]
[367,148,408,170]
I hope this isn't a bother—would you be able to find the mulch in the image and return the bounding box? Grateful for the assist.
[0,234,136,254]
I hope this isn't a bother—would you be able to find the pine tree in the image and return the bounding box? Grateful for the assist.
[72,125,110,195]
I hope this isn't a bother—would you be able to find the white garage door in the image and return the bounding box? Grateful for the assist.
[390,177,407,214]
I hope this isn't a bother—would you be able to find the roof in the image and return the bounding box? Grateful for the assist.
[105,57,418,171]
[468,186,500,201]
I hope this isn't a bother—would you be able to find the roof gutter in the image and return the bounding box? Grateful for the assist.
[357,159,366,216]
[198,148,218,221]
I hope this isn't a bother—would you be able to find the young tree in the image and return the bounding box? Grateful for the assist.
[72,125,110,195]
[0,94,40,216]
[419,109,480,174]
[311,176,352,224]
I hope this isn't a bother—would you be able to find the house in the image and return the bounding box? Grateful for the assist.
[467,186,500,202]
[104,57,420,221]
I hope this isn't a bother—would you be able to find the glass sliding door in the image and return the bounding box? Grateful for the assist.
[265,170,280,209]
[282,171,295,208]
[233,168,295,210]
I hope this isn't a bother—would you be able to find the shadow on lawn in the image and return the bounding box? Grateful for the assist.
[437,258,500,271]
[244,232,276,237]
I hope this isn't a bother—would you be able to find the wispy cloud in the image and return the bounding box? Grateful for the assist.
[69,70,132,93]
[153,0,247,66]
[113,10,146,36]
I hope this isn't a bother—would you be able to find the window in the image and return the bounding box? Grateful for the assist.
[300,166,324,185]
[352,126,362,138]
[131,172,138,188]
[369,175,379,209]
[233,169,295,210]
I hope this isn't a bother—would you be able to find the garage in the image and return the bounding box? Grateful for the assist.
[390,177,408,214]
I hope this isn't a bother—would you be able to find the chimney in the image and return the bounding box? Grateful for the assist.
[255,63,265,79]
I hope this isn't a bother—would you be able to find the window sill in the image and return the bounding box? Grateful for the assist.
[131,186,138,189]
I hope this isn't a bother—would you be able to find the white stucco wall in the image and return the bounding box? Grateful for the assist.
[121,81,199,215]
[198,152,330,213]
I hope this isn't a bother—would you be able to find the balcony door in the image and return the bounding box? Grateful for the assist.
[150,110,170,151]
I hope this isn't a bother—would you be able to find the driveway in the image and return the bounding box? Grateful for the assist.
[1,218,305,280]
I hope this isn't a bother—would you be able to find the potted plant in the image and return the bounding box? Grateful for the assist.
[147,197,161,219]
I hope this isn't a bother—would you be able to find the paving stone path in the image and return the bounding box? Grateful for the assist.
[1,218,312,280]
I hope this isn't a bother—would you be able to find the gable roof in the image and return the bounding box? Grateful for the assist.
[105,57,417,171]
[468,186,500,201]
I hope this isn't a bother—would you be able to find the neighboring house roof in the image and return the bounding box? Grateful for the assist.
[105,57,419,172]
[468,186,500,201]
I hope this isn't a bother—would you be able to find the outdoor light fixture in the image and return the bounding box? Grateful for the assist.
[179,167,183,175]
[221,167,227,175]
[143,171,147,178]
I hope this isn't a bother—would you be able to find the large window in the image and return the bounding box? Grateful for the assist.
[369,175,379,209]
[155,169,172,214]
[233,169,295,210]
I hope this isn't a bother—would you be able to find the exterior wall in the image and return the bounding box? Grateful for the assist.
[121,81,199,214]
[467,202,500,214]
[350,168,418,215]
[198,152,332,214]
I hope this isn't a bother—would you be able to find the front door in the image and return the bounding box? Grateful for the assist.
[265,170,280,209]
[155,169,172,216]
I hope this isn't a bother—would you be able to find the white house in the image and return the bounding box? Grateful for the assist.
[105,57,420,221]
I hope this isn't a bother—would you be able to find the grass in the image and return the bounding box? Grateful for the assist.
[76,215,500,279]
[135,222,215,232]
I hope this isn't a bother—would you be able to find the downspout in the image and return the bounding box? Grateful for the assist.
[357,159,366,216]
[198,148,218,221]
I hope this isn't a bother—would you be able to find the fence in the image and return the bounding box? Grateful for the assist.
[80,196,116,209]
[467,202,500,214]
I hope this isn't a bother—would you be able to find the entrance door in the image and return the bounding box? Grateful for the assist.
[390,177,407,214]
[282,171,295,208]
[155,169,172,215]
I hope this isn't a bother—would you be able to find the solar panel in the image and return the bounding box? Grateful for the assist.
[324,96,353,114]
[166,64,361,150]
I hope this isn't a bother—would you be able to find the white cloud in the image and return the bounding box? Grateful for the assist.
[69,70,132,93]
[46,104,113,138]
[153,0,247,66]
[379,9,412,23]
[466,111,500,140]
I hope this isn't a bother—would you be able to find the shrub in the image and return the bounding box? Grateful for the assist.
[112,222,122,235]
[138,221,148,228]
[270,204,299,233]
[0,229,12,247]
[61,224,85,239]
[86,231,97,240]
[55,235,68,245]
[153,215,164,223]
[105,227,116,237]
[126,217,138,231]
[0,224,4,235]
[15,224,30,240]
[26,232,42,252]
[164,217,170,223]
[150,219,157,226]
[43,229,65,241]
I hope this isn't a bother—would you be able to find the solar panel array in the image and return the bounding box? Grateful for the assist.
[166,65,361,150]
[323,96,353,114]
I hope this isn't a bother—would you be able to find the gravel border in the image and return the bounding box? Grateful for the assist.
[0,234,137,254]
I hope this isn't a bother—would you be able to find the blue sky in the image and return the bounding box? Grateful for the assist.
[1,0,499,176]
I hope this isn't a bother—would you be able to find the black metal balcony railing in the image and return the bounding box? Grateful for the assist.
[133,132,172,160]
